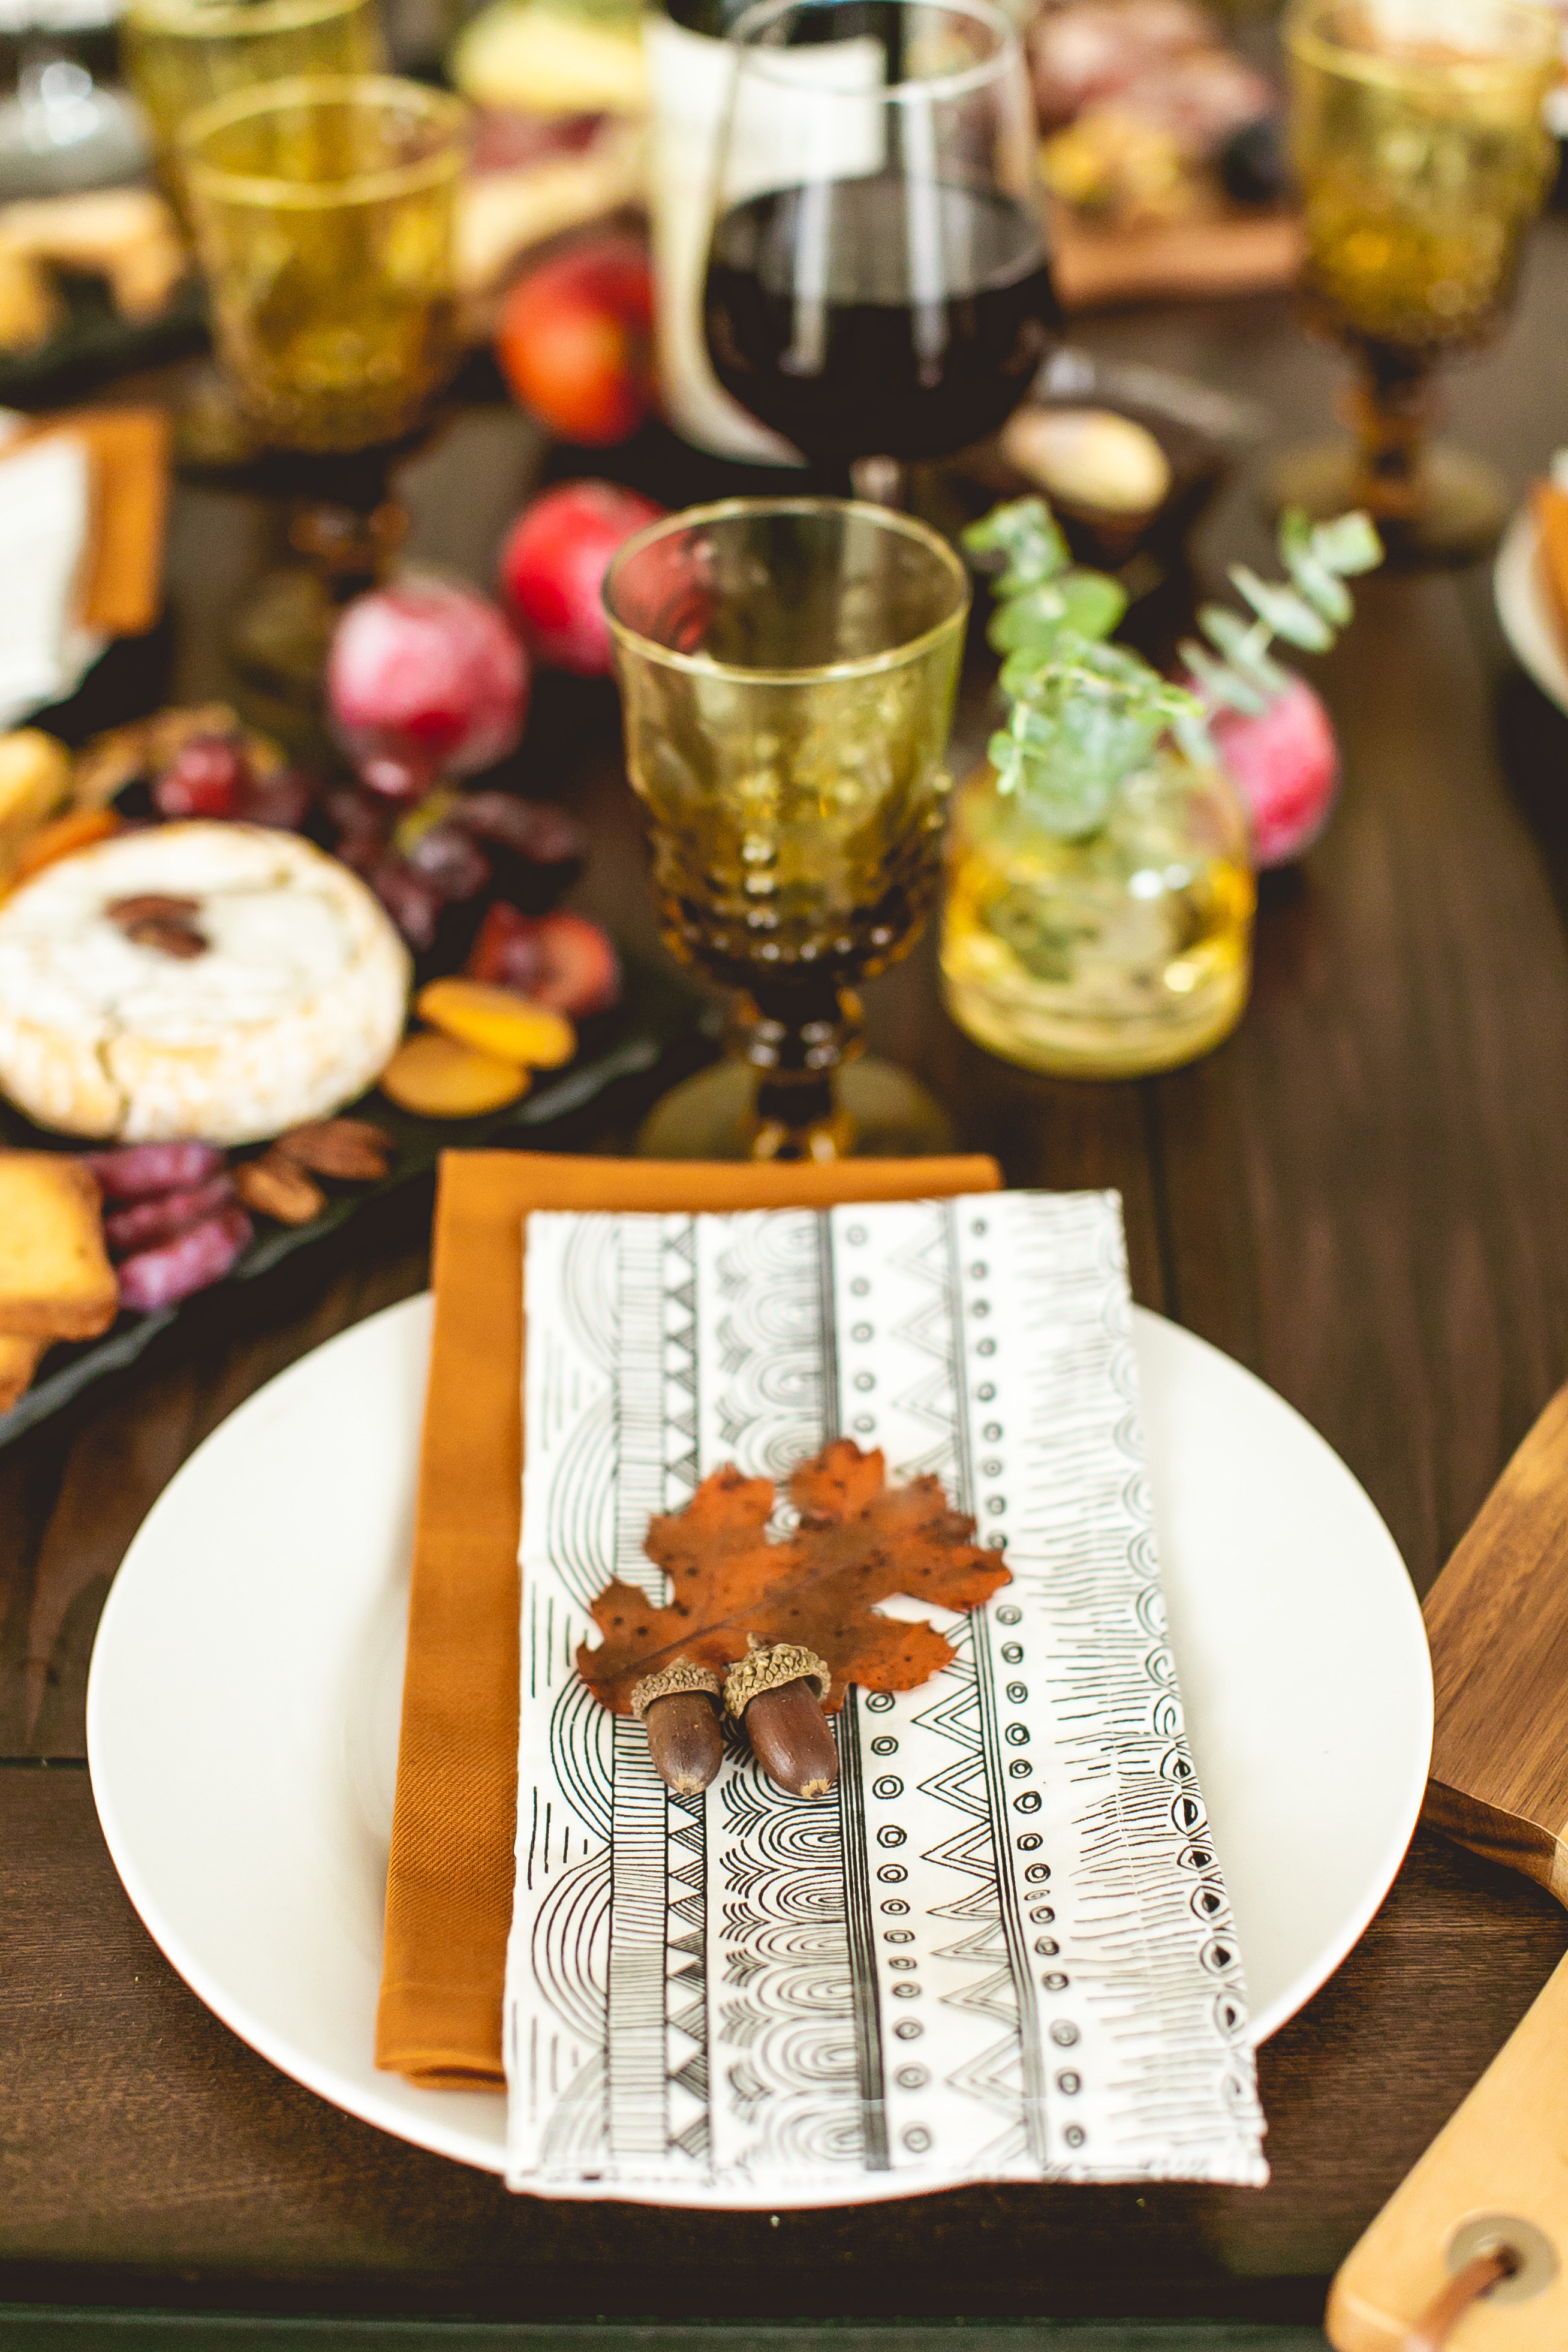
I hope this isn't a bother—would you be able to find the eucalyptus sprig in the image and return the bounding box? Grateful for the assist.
[961,494,1384,843]
[963,497,1206,841]
[1178,508,1383,717]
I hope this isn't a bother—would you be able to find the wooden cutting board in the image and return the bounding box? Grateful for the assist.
[1327,1382,1568,2349]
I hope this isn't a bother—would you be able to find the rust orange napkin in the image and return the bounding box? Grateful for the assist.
[8,407,170,636]
[375,1148,1003,2088]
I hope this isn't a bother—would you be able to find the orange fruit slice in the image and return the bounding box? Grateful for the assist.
[14,807,122,884]
[416,977,576,1070]
[379,1030,531,1118]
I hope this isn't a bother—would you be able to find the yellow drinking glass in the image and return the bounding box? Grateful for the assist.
[124,0,384,203]
[604,498,970,1162]
[1275,0,1558,565]
[178,75,467,715]
[181,74,466,457]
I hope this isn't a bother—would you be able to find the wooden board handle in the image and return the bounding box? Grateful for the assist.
[1328,1952,1568,2349]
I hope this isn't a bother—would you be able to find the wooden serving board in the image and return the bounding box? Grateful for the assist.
[1048,200,1303,312]
[1328,1384,1568,2348]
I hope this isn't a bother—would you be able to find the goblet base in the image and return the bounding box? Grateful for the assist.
[1268,438,1507,570]
[636,1055,955,1163]
[227,561,343,713]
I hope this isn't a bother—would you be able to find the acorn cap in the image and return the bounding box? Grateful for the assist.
[630,1658,723,1721]
[723,1638,831,1721]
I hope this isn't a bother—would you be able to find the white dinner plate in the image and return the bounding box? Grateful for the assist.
[1495,501,1568,715]
[87,1294,1432,2188]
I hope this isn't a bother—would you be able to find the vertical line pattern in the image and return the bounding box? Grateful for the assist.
[944,1196,1050,2168]
[816,1208,840,1442]
[836,1687,889,2169]
[820,1209,888,2164]
[607,1715,669,2158]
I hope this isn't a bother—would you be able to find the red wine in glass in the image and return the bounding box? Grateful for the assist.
[705,173,1059,464]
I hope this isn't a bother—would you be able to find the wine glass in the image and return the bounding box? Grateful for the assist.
[1274,0,1558,567]
[124,0,383,204]
[702,0,1057,497]
[603,497,970,1162]
[179,72,466,712]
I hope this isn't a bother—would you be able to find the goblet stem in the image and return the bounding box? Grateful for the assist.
[1343,345,1435,529]
[731,980,865,1162]
[850,456,906,509]
[228,449,407,720]
[288,484,406,604]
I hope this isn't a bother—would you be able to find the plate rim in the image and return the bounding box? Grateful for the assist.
[86,1291,1432,2189]
[1495,501,1568,716]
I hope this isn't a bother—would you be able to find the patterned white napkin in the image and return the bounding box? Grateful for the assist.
[505,1190,1267,2203]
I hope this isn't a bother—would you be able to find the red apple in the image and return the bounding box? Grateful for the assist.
[499,480,664,675]
[495,236,655,447]
[1206,670,1341,870]
[327,575,529,801]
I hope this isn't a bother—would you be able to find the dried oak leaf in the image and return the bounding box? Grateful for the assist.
[577,1438,1011,1715]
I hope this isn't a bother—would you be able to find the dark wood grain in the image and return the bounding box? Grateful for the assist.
[9,204,1568,2326]
[2,1771,1564,2322]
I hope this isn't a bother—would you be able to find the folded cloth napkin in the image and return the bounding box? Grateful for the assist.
[375,1149,1001,2088]
[0,427,97,727]
[0,403,169,728]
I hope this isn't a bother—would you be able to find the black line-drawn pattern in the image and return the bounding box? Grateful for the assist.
[505,1196,1267,2200]
[714,1755,863,2174]
[836,1689,889,2169]
[688,1210,865,2181]
[832,1202,1034,2179]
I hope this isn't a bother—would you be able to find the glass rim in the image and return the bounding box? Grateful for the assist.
[726,0,1022,106]
[180,73,468,208]
[127,0,365,41]
[603,497,972,685]
[1285,0,1560,86]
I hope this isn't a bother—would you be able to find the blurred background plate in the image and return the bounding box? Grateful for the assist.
[1495,498,1568,715]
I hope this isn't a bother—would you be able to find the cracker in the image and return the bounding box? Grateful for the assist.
[0,1153,118,1338]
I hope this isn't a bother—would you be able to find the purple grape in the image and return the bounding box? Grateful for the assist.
[240,768,314,831]
[155,735,249,820]
[449,792,585,867]
[367,855,442,952]
[405,822,493,905]
[324,788,390,874]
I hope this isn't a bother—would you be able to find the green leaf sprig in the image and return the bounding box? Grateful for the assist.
[962,495,1384,841]
[1178,508,1383,717]
[963,498,1205,840]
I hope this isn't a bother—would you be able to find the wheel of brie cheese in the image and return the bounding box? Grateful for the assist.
[0,823,411,1143]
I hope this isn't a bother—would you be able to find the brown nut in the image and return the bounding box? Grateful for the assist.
[631,1659,724,1795]
[233,1149,327,1226]
[275,1117,393,1182]
[125,915,207,959]
[642,1691,725,1794]
[724,1640,836,1798]
[107,893,201,926]
[743,1678,838,1800]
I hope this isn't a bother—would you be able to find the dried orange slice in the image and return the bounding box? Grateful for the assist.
[380,1029,531,1118]
[13,807,122,884]
[416,977,575,1070]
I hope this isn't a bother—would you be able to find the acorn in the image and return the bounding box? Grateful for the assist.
[725,1639,837,1800]
[630,1660,724,1794]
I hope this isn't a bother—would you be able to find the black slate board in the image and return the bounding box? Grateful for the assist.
[0,954,700,1449]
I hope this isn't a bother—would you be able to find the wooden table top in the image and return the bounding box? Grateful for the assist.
[7,207,1568,2338]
